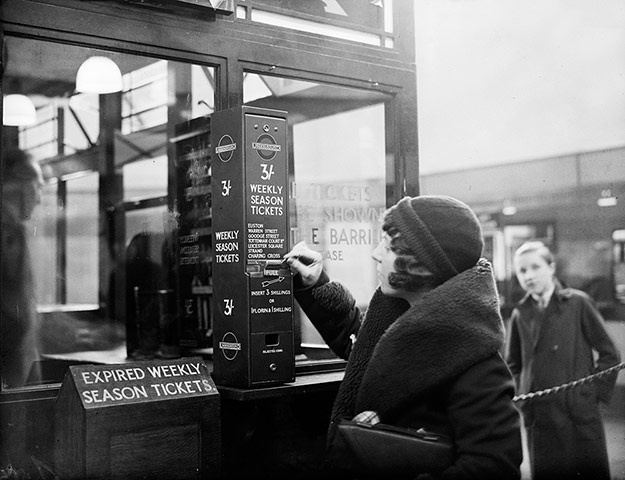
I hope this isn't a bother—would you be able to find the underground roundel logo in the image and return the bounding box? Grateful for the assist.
[219,332,241,360]
[215,134,236,162]
[252,133,281,161]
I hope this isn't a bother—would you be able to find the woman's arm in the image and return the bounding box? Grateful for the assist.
[285,242,362,359]
[294,271,361,359]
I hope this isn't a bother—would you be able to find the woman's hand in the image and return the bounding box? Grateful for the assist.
[283,241,323,288]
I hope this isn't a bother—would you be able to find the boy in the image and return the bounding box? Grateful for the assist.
[505,241,620,480]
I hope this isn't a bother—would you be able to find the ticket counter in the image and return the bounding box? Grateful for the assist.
[0,1,418,477]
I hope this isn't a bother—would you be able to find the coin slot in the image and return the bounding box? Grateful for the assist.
[265,333,280,347]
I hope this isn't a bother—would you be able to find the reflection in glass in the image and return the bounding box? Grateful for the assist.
[2,94,37,126]
[1,148,44,387]
[613,230,625,304]
[243,73,393,352]
[239,0,395,47]
[75,56,123,94]
[1,36,215,390]
[65,174,99,305]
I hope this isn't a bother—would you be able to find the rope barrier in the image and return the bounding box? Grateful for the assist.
[512,362,625,403]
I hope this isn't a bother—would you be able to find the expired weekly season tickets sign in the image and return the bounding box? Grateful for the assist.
[67,357,215,407]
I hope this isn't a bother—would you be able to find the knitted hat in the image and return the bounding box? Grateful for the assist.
[385,195,484,282]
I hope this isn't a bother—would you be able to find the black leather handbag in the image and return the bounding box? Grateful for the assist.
[332,419,455,477]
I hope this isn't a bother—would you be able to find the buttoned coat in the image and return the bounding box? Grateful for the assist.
[505,283,620,480]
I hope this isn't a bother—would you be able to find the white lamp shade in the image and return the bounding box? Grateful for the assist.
[76,56,123,94]
[3,94,37,126]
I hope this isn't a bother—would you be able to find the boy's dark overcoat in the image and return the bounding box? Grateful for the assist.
[506,283,621,480]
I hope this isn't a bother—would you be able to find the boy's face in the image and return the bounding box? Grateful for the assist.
[514,251,555,296]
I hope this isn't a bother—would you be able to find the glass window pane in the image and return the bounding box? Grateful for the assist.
[123,156,168,201]
[292,103,386,305]
[66,173,99,305]
[243,0,393,46]
[243,73,393,350]
[250,9,383,46]
[32,181,58,307]
[2,36,216,390]
[126,206,169,241]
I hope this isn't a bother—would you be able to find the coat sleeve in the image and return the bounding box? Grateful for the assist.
[504,310,522,389]
[441,354,523,480]
[294,271,362,360]
[579,296,621,403]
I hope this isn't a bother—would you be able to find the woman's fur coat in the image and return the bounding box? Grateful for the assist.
[296,259,522,479]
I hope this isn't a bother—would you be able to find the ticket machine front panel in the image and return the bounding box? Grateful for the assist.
[211,107,294,387]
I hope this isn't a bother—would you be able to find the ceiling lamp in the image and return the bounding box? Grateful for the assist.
[3,94,37,126]
[501,200,517,216]
[75,56,123,94]
[598,188,617,207]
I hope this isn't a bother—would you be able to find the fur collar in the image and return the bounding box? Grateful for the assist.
[331,259,504,424]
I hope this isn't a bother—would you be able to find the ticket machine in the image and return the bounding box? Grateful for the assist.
[211,106,294,388]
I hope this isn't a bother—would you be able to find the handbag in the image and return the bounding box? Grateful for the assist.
[331,419,455,477]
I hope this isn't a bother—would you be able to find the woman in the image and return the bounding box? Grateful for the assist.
[505,241,620,480]
[285,195,522,479]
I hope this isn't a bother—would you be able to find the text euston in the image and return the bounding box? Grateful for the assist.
[73,360,214,406]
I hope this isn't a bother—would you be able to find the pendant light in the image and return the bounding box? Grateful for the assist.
[75,56,123,94]
[3,94,37,126]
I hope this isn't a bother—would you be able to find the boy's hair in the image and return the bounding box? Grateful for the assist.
[514,241,555,266]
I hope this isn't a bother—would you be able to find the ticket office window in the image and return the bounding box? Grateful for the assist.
[243,73,395,353]
[1,35,216,391]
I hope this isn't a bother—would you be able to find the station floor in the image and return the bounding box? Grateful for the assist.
[520,386,625,480]
[605,414,625,480]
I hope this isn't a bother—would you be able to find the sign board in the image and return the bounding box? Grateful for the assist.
[67,357,215,407]
[54,357,220,480]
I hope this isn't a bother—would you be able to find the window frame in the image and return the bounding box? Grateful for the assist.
[1,0,418,401]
